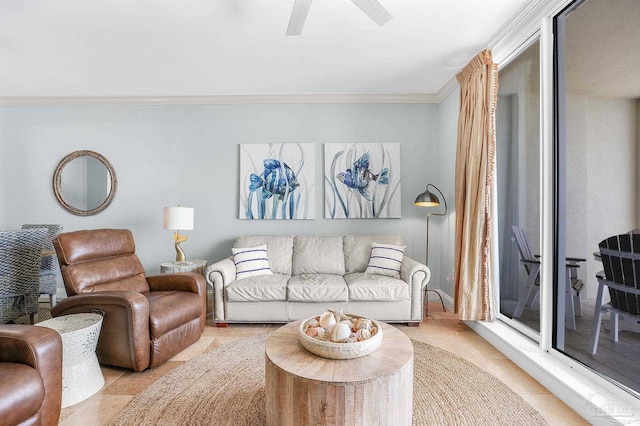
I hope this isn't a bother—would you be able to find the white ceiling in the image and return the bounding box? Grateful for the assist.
[0,0,533,99]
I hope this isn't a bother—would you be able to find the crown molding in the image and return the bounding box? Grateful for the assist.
[490,0,545,63]
[0,2,574,109]
[490,0,574,65]
[431,1,569,104]
[434,76,459,103]
[0,93,442,107]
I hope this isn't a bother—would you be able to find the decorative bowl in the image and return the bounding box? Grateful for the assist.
[297,313,383,359]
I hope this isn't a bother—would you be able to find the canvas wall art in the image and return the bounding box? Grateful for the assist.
[324,143,401,219]
[239,143,315,219]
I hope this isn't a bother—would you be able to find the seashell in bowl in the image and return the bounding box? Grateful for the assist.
[353,318,372,331]
[355,328,372,341]
[340,319,354,331]
[329,323,351,342]
[305,326,326,339]
[319,311,337,329]
[298,313,383,359]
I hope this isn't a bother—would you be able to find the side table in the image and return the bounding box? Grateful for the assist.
[36,313,105,408]
[160,259,207,276]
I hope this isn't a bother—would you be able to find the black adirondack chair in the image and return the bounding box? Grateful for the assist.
[590,232,640,355]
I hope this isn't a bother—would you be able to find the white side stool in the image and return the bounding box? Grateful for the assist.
[36,313,105,407]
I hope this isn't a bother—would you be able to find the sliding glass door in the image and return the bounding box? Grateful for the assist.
[494,0,640,403]
[555,0,640,394]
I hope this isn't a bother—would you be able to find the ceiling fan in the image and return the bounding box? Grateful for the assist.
[286,0,393,36]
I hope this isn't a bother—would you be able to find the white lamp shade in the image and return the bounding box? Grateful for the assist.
[163,206,194,230]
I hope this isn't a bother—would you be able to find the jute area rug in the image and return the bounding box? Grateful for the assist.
[109,333,547,426]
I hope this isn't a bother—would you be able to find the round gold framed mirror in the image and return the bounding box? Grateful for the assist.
[52,150,118,216]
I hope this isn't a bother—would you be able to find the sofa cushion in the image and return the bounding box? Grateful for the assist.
[287,274,348,302]
[365,242,406,278]
[234,236,294,275]
[292,235,345,275]
[345,273,410,301]
[343,234,404,273]
[226,274,289,302]
[232,245,273,279]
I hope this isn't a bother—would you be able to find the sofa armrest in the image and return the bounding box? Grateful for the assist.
[400,256,431,290]
[0,324,63,426]
[147,272,206,295]
[401,256,431,321]
[51,291,150,317]
[205,257,236,323]
[205,257,236,287]
[51,292,152,371]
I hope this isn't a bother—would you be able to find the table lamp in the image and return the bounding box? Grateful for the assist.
[163,206,194,263]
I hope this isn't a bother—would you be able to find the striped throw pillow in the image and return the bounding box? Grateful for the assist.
[365,242,406,278]
[232,245,273,280]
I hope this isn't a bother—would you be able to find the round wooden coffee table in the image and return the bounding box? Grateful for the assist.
[265,320,413,426]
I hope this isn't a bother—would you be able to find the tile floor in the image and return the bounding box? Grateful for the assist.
[58,302,588,425]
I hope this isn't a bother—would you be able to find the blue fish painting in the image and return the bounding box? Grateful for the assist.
[336,152,389,201]
[240,142,315,220]
[324,143,401,219]
[250,159,300,200]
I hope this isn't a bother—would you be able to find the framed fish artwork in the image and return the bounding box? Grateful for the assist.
[239,143,315,220]
[324,143,401,219]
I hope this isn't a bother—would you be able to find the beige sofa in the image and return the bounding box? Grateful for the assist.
[205,234,430,326]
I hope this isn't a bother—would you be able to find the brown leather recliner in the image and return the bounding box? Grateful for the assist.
[0,324,63,426]
[51,229,207,372]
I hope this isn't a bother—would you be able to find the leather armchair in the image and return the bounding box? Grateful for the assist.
[51,229,206,371]
[0,324,63,426]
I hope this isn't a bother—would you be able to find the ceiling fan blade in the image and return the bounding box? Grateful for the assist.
[349,0,393,26]
[286,0,313,36]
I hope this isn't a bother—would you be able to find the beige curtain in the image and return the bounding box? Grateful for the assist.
[454,49,499,321]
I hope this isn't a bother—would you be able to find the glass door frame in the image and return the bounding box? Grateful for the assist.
[495,33,544,344]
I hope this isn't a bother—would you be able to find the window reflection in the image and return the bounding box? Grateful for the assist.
[496,40,541,334]
[556,0,640,395]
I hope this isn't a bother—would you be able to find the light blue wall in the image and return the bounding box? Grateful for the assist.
[1,103,457,290]
[435,86,459,299]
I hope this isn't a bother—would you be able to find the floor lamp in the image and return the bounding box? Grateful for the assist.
[414,184,447,314]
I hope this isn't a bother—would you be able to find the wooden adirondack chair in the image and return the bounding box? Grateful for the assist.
[511,225,585,329]
[590,232,640,354]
